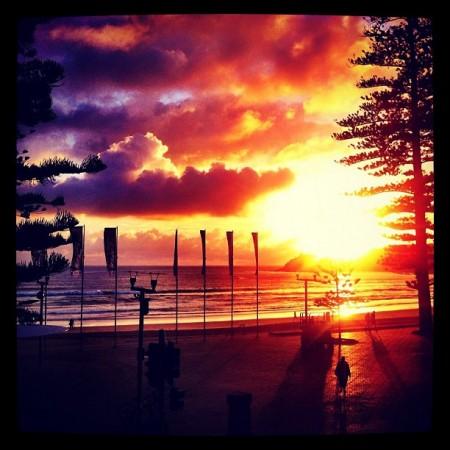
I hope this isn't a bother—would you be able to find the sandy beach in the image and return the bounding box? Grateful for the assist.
[17,308,432,436]
[44,307,421,336]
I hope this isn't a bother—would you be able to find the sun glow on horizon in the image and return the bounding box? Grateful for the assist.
[338,303,357,318]
[255,158,392,262]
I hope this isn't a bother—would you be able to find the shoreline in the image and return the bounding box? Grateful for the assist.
[23,307,422,338]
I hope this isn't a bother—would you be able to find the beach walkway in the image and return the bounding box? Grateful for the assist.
[17,323,432,435]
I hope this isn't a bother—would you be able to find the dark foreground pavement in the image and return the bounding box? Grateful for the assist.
[16,326,432,436]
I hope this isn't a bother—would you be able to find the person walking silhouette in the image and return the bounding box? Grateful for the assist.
[335,356,351,398]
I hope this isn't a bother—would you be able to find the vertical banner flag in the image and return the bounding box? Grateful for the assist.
[252,232,259,274]
[103,227,119,343]
[226,231,234,276]
[104,228,118,273]
[200,230,206,275]
[173,229,178,277]
[70,226,84,272]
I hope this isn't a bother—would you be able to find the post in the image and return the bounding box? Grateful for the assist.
[227,392,252,435]
[44,277,49,325]
[114,227,118,346]
[337,303,342,359]
[200,229,206,341]
[231,271,234,334]
[138,292,145,362]
[174,229,179,343]
[336,277,341,344]
[80,225,85,337]
[256,270,259,336]
[38,282,44,326]
[175,272,179,342]
[130,275,156,430]
[203,271,206,340]
[252,232,259,336]
[227,231,234,335]
[136,291,145,428]
[114,266,118,345]
[80,256,84,335]
[304,280,308,324]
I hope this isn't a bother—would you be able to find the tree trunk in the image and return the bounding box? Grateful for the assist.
[407,17,433,335]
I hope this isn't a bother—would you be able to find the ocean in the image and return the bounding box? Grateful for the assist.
[16,266,430,327]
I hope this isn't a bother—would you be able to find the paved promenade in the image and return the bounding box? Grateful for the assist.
[17,324,432,436]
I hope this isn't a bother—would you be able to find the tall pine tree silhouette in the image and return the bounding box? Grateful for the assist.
[16,19,106,317]
[333,17,433,335]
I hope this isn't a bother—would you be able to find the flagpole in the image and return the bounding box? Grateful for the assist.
[114,227,118,347]
[231,270,234,335]
[203,267,206,341]
[174,230,179,343]
[44,276,48,325]
[252,232,259,337]
[80,225,85,337]
[256,264,259,334]
[200,230,206,341]
[176,271,179,342]
[256,266,259,336]
[227,231,234,336]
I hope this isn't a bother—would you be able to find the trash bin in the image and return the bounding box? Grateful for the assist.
[227,391,252,435]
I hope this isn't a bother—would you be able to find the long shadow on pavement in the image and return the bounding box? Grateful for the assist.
[368,329,406,392]
[368,329,431,432]
[256,343,334,435]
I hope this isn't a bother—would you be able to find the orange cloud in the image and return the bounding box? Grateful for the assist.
[26,132,295,217]
[49,22,149,51]
[29,14,369,171]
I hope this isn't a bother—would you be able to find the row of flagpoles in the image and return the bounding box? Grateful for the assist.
[69,226,260,340]
[174,230,260,339]
[70,226,118,341]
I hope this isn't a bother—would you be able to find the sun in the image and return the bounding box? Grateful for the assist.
[254,159,391,262]
[338,303,357,318]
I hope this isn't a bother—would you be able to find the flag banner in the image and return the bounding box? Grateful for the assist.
[226,231,234,276]
[31,249,47,268]
[252,232,259,275]
[173,229,178,277]
[200,229,206,275]
[104,227,117,273]
[70,226,84,272]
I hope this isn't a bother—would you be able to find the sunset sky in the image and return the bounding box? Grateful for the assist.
[20,15,401,266]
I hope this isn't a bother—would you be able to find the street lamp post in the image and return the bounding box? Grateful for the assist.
[129,271,159,429]
[296,274,328,326]
[320,270,360,345]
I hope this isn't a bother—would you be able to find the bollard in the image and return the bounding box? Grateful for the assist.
[227,391,252,435]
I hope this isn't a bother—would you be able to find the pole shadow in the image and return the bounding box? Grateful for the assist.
[368,329,431,432]
[333,393,348,434]
[256,343,334,435]
[368,330,405,392]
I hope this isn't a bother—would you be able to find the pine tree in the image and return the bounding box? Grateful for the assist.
[333,17,433,335]
[16,19,106,322]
